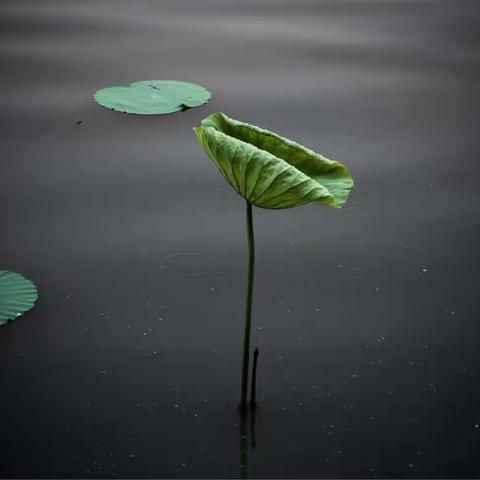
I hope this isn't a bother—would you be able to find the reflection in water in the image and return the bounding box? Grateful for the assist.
[239,347,260,477]
[240,410,248,479]
[250,405,257,451]
[240,405,258,478]
[250,347,259,406]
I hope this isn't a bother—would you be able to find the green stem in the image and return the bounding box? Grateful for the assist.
[240,201,255,409]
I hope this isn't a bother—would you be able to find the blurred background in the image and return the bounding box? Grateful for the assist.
[0,0,479,477]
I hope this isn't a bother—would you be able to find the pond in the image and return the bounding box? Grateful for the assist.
[1,0,479,477]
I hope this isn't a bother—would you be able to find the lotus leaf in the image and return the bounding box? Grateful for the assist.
[194,112,353,209]
[0,270,38,325]
[94,80,211,115]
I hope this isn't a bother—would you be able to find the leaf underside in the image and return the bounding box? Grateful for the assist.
[194,112,353,209]
[0,270,38,326]
[94,80,211,115]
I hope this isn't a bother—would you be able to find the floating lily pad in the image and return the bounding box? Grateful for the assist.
[94,80,211,115]
[0,270,38,325]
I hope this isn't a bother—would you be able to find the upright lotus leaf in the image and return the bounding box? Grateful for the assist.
[194,112,353,209]
[94,80,211,115]
[0,270,38,326]
[194,112,355,410]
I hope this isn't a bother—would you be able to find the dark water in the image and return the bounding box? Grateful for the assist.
[1,0,480,477]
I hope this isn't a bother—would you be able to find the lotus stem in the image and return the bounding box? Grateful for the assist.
[250,347,259,406]
[240,201,255,409]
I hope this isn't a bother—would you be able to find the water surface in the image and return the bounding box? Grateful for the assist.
[1,0,479,477]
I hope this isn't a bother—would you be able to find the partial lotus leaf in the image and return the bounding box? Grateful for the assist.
[194,112,353,209]
[0,270,38,326]
[94,80,211,115]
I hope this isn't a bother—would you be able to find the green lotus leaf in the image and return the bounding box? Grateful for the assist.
[0,270,38,326]
[194,112,353,209]
[94,80,211,115]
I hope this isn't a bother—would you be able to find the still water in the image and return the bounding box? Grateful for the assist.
[1,0,479,477]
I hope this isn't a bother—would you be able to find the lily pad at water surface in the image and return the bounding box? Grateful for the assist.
[94,80,211,115]
[0,270,38,326]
